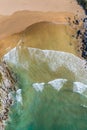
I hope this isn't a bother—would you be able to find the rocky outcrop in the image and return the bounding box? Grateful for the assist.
[77,0,87,14]
[0,61,16,130]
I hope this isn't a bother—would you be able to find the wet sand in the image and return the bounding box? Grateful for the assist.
[0,18,83,58]
[0,0,86,129]
[0,0,85,58]
[0,0,85,59]
[0,11,78,40]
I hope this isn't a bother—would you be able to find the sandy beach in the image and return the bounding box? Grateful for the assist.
[0,0,85,58]
[0,0,86,129]
[0,11,84,58]
[0,0,84,15]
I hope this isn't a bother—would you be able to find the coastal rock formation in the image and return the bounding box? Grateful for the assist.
[0,62,16,130]
[77,0,87,14]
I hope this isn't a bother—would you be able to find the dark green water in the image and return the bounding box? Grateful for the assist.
[4,46,87,130]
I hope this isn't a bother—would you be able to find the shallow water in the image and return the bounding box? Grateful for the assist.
[4,46,87,130]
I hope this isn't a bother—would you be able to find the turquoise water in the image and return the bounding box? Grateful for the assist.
[5,78,87,130]
[4,46,87,130]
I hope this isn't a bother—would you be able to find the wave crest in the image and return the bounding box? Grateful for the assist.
[3,46,87,83]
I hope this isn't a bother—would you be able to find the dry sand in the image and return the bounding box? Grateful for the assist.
[0,0,84,15]
[0,11,81,40]
[0,0,85,58]
[0,1,85,129]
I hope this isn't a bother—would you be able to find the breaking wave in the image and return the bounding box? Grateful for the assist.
[16,89,23,105]
[48,78,67,91]
[32,78,67,92]
[32,83,45,92]
[4,46,87,130]
[3,46,87,95]
[73,82,87,97]
[4,46,87,83]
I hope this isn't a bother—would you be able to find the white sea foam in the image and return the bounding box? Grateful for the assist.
[32,83,45,92]
[73,82,87,97]
[3,47,87,83]
[4,47,18,65]
[48,79,67,91]
[32,79,67,92]
[81,104,87,108]
[16,89,23,105]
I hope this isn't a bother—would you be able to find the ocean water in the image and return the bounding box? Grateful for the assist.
[4,46,87,130]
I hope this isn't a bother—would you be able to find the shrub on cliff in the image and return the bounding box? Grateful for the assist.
[77,0,87,13]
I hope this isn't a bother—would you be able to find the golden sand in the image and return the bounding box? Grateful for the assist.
[0,11,83,58]
[0,0,85,59]
[0,11,76,39]
[0,22,78,57]
[0,0,84,15]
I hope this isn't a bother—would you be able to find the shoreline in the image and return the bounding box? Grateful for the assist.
[0,1,86,129]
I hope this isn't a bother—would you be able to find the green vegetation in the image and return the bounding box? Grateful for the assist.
[77,0,87,12]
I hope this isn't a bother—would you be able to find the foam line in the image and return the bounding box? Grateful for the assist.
[48,79,67,91]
